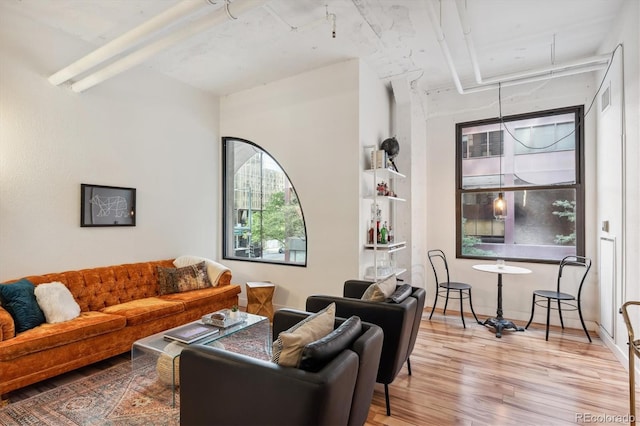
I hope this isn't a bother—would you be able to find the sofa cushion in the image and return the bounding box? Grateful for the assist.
[174,255,230,287]
[361,275,397,302]
[159,285,239,310]
[157,262,211,295]
[0,311,126,361]
[100,297,184,326]
[34,282,81,324]
[386,283,413,304]
[0,279,46,333]
[272,302,335,367]
[299,316,362,372]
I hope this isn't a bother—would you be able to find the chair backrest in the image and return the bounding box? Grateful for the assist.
[557,255,592,298]
[307,281,425,387]
[428,249,451,285]
[272,309,384,426]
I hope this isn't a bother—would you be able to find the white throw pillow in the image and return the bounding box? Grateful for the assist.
[173,255,230,287]
[361,275,398,302]
[34,282,81,323]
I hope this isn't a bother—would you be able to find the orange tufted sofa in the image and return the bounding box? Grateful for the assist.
[0,259,240,397]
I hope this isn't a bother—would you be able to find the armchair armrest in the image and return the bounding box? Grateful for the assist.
[0,306,15,341]
[180,344,358,426]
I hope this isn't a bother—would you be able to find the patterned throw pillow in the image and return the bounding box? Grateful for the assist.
[157,262,212,295]
[272,302,336,368]
[361,275,397,302]
[0,278,46,333]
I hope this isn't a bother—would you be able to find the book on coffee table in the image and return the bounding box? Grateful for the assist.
[163,322,219,344]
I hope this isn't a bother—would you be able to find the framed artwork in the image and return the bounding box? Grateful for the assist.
[81,184,136,227]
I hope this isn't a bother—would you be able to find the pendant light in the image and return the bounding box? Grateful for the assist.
[493,83,507,220]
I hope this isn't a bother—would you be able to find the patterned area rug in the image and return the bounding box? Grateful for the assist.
[0,322,271,425]
[0,357,179,426]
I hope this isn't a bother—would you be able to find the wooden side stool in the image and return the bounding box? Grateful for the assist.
[246,281,275,321]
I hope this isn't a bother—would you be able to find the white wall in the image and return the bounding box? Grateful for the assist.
[221,59,376,310]
[425,74,599,328]
[0,6,221,280]
[596,0,640,364]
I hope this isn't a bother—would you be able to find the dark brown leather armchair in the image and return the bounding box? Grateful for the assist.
[180,308,383,426]
[306,279,426,416]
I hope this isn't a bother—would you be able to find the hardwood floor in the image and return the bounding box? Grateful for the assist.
[6,311,634,425]
[365,310,633,425]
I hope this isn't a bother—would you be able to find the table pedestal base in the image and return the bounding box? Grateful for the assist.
[483,317,524,338]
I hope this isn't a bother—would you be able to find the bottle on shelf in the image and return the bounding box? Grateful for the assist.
[388,224,394,243]
[380,221,388,244]
[367,220,374,244]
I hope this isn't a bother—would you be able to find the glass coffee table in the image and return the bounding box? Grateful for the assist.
[132,312,271,406]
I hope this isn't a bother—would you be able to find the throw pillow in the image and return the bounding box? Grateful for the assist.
[386,283,413,304]
[173,255,230,287]
[361,275,397,302]
[157,261,211,295]
[299,316,362,372]
[34,282,81,323]
[272,303,336,367]
[0,279,46,333]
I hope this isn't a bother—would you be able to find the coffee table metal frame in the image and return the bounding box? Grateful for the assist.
[131,312,269,406]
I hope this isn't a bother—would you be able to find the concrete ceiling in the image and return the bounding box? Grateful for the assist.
[4,0,625,95]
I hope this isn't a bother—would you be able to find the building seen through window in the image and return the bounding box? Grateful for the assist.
[223,137,306,266]
[456,106,584,262]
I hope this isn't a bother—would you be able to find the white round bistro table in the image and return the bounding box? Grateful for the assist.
[473,264,532,338]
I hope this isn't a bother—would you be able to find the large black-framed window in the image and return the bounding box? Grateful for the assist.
[456,105,585,263]
[222,137,307,266]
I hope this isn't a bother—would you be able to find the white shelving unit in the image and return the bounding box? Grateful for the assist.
[363,149,407,281]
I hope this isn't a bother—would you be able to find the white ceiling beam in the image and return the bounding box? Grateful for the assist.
[71,0,267,93]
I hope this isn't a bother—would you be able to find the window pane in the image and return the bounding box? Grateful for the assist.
[461,189,577,261]
[457,106,583,263]
[223,138,307,265]
[461,113,577,189]
[467,133,487,158]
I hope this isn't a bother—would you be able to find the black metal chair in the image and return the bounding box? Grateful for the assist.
[525,255,592,342]
[427,249,479,328]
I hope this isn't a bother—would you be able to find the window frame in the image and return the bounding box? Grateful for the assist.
[455,105,585,263]
[222,136,307,267]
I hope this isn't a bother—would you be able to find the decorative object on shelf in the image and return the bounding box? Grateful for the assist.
[381,137,400,172]
[80,183,136,227]
[371,149,387,169]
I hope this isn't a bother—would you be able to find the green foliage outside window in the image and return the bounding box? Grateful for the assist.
[251,192,304,248]
[552,199,576,245]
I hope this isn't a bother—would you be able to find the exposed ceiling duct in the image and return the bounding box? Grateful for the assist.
[426,0,611,94]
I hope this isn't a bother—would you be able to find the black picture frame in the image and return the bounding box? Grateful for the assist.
[81,184,136,227]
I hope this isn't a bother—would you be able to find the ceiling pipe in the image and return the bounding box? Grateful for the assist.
[454,0,609,86]
[454,0,483,84]
[48,0,215,86]
[71,0,266,92]
[425,0,610,94]
[424,0,465,94]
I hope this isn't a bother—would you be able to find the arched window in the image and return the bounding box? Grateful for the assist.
[222,137,307,266]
